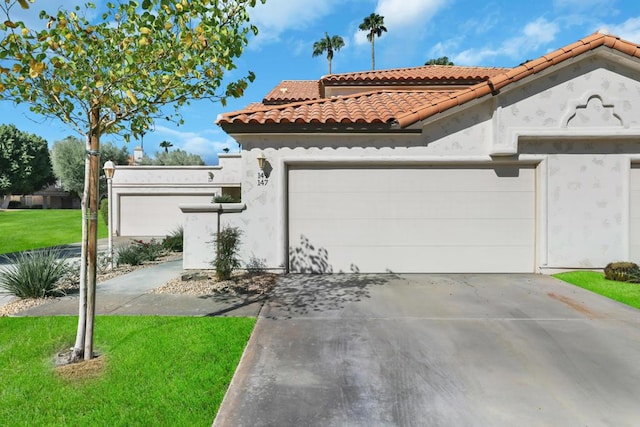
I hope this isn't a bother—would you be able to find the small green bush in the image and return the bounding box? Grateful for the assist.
[213,194,236,203]
[99,198,109,226]
[214,227,242,280]
[162,227,183,252]
[245,255,267,274]
[0,249,68,298]
[117,245,143,266]
[117,240,164,266]
[604,262,640,283]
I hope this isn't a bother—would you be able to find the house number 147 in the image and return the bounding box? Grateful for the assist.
[257,171,269,186]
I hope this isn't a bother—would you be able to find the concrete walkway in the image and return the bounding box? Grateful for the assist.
[13,258,264,317]
[1,238,264,317]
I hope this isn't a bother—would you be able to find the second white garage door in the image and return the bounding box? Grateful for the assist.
[288,165,536,273]
[118,194,213,236]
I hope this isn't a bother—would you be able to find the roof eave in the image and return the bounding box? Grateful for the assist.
[218,121,420,135]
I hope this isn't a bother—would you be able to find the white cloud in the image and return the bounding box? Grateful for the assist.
[429,39,462,59]
[353,0,447,46]
[250,0,339,47]
[523,18,559,46]
[453,47,499,66]
[453,17,559,65]
[376,0,447,29]
[154,125,237,163]
[601,17,640,44]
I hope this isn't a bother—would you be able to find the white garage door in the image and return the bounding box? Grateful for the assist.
[288,165,536,273]
[119,194,212,236]
[630,166,640,261]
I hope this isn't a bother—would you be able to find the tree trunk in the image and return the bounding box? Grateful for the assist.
[71,136,92,361]
[371,36,375,70]
[84,104,101,361]
[328,57,332,75]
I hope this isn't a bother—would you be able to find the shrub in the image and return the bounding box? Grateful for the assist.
[604,262,640,282]
[117,240,164,266]
[245,255,267,274]
[117,245,144,266]
[138,239,164,261]
[214,227,242,280]
[99,198,109,226]
[0,249,68,298]
[213,194,236,203]
[162,227,183,252]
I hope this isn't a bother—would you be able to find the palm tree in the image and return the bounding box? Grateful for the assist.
[312,32,345,74]
[358,13,387,70]
[159,140,173,153]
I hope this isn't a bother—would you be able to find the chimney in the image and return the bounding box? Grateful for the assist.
[133,146,144,165]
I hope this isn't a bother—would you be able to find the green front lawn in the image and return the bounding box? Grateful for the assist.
[554,270,640,310]
[0,209,107,254]
[0,316,254,426]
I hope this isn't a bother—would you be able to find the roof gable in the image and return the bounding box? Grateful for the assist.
[396,32,640,128]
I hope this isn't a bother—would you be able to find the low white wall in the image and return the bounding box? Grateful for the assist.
[180,203,246,269]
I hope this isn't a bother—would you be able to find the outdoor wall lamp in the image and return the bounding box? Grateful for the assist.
[257,152,267,171]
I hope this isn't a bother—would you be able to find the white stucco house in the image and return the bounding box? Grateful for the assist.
[212,31,640,274]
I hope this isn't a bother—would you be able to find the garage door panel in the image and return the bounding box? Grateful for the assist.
[119,194,211,236]
[630,167,640,260]
[300,245,534,274]
[290,218,533,247]
[289,166,535,273]
[290,167,532,193]
[290,192,534,220]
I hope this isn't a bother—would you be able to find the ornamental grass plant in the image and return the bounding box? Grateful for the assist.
[0,248,68,298]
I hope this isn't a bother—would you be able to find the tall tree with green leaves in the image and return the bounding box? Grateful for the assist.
[51,136,130,197]
[140,148,204,165]
[312,32,344,74]
[425,56,454,66]
[0,124,55,197]
[358,13,387,70]
[0,0,263,361]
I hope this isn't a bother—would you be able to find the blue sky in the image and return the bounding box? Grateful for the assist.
[1,0,639,164]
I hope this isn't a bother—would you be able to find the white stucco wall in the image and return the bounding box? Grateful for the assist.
[224,50,640,273]
[112,154,241,237]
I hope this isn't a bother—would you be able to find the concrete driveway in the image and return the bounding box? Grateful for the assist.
[214,274,640,427]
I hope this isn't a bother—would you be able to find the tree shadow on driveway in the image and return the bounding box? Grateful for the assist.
[263,274,401,319]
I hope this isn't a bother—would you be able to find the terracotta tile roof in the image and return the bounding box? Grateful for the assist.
[218,90,457,127]
[262,80,321,104]
[395,32,640,128]
[218,32,640,131]
[321,65,510,84]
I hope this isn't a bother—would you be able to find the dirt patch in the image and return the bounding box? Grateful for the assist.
[54,353,106,382]
[150,271,278,296]
[0,297,52,317]
[547,292,604,319]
